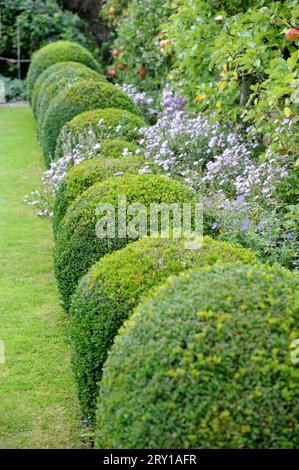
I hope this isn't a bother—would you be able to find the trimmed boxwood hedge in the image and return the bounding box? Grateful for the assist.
[53,156,144,235]
[70,236,256,422]
[27,40,102,101]
[32,62,106,131]
[95,263,299,449]
[100,139,142,159]
[57,138,141,170]
[54,174,197,311]
[54,107,146,159]
[41,80,142,165]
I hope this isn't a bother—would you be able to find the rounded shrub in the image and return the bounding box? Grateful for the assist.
[58,138,142,172]
[95,263,299,449]
[70,236,256,422]
[100,139,142,159]
[41,80,142,165]
[32,61,105,129]
[54,174,197,311]
[27,40,102,101]
[55,107,146,159]
[53,156,144,235]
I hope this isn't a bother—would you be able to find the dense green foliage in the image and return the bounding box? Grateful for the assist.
[32,62,105,129]
[70,236,255,422]
[100,139,142,158]
[52,156,144,234]
[101,0,130,24]
[168,0,299,156]
[0,0,93,78]
[96,263,299,448]
[41,80,141,164]
[0,75,26,102]
[27,40,101,100]
[107,0,173,95]
[102,0,270,96]
[55,107,146,158]
[54,174,197,311]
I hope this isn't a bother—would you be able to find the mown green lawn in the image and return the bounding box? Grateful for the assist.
[0,105,83,448]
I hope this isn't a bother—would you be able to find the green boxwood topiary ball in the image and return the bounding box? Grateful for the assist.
[54,107,147,160]
[70,236,256,422]
[53,156,144,235]
[100,139,142,159]
[41,80,142,165]
[95,263,299,449]
[32,62,106,131]
[54,174,197,311]
[27,40,102,101]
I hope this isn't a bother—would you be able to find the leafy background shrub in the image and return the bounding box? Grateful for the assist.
[0,0,94,78]
[55,106,146,158]
[41,79,141,163]
[101,0,130,24]
[52,155,144,233]
[70,236,255,422]
[105,0,173,97]
[167,0,299,157]
[0,75,26,101]
[57,0,111,52]
[32,61,105,129]
[54,174,197,311]
[207,198,299,270]
[96,263,299,448]
[27,40,102,100]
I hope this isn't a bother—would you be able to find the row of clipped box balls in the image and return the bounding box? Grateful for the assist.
[27,40,146,166]
[29,41,299,448]
[52,169,298,448]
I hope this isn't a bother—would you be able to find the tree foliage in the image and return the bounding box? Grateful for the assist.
[167,0,299,156]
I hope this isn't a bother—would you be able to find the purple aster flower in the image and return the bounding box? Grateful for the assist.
[236,195,245,204]
[241,218,250,232]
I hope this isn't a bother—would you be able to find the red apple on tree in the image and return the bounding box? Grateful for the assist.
[138,69,147,79]
[107,69,117,78]
[112,48,120,58]
[285,28,298,40]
